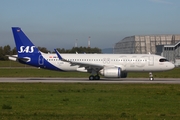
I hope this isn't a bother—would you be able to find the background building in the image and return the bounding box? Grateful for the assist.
[114,35,180,54]
[114,34,180,65]
[157,41,180,64]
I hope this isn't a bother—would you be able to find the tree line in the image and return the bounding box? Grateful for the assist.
[0,45,101,60]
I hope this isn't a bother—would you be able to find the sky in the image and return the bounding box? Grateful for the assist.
[1,0,180,51]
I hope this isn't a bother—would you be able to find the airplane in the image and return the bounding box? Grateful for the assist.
[8,27,175,81]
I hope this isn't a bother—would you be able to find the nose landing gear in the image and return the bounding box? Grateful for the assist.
[149,72,154,81]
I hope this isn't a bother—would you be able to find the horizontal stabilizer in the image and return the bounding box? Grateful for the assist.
[7,55,30,62]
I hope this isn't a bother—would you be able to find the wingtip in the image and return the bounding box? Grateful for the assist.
[54,49,58,52]
[54,49,62,60]
[12,27,21,29]
[54,49,59,54]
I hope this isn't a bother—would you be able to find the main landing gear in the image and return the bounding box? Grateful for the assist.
[149,72,154,81]
[88,69,100,80]
[89,75,100,80]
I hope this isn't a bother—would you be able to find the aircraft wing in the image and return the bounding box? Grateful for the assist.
[54,49,104,70]
[69,61,103,68]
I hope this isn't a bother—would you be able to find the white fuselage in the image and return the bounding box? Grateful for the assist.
[40,53,175,72]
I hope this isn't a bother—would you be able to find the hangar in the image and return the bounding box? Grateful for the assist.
[114,34,180,64]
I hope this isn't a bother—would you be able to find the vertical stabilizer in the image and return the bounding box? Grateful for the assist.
[12,27,39,58]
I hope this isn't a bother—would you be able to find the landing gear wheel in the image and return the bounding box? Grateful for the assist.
[89,75,100,80]
[149,77,154,81]
[89,75,95,80]
[95,75,100,80]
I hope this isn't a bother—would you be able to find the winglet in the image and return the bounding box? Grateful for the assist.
[54,49,63,60]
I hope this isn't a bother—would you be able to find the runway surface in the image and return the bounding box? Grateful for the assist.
[0,78,180,84]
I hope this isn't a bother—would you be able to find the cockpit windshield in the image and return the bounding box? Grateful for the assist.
[159,58,168,62]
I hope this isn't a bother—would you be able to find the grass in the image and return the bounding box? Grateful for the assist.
[0,61,180,119]
[0,68,90,77]
[0,61,32,67]
[0,83,180,120]
[128,68,180,78]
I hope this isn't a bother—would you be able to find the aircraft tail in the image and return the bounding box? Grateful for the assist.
[12,27,39,58]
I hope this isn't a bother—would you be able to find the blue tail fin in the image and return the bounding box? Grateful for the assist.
[12,27,39,58]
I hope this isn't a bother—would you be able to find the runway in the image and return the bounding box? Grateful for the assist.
[0,78,180,84]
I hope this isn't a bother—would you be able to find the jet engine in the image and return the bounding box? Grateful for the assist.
[99,67,121,78]
[99,67,127,78]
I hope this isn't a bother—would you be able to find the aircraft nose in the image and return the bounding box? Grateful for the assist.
[170,63,175,70]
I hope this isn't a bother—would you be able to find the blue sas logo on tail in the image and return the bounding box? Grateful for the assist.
[18,46,35,53]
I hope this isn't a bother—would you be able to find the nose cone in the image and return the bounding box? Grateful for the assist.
[169,63,175,70]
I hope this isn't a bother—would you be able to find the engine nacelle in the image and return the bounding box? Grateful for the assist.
[99,67,127,78]
[99,67,121,78]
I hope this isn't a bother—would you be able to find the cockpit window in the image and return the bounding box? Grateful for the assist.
[159,58,168,62]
